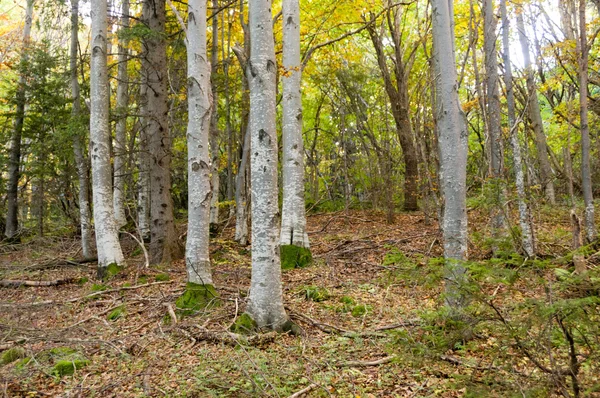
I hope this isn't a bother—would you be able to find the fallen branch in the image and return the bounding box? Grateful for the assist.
[336,355,396,367]
[0,278,77,288]
[286,383,319,398]
[374,320,421,331]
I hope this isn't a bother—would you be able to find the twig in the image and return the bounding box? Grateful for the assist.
[0,278,77,288]
[336,356,396,367]
[165,303,178,325]
[286,383,318,398]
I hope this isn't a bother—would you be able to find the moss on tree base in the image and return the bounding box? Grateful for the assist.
[176,283,220,315]
[97,262,124,281]
[230,313,258,334]
[280,245,313,270]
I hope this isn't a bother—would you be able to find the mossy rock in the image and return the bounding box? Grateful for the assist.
[280,245,313,270]
[107,305,126,321]
[230,313,258,334]
[97,262,124,281]
[302,285,330,302]
[51,359,89,377]
[176,283,220,315]
[1,347,25,365]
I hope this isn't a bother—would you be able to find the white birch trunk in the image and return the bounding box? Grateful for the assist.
[185,0,214,285]
[90,0,126,275]
[280,0,309,248]
[246,0,288,329]
[500,0,534,257]
[209,0,220,228]
[113,0,129,229]
[70,0,94,259]
[432,0,468,309]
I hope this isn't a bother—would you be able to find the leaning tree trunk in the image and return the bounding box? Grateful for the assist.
[280,0,310,261]
[5,0,34,241]
[432,0,469,311]
[483,0,506,242]
[70,0,94,259]
[516,8,555,204]
[245,0,289,330]
[578,0,595,242]
[209,0,220,230]
[142,0,182,264]
[500,0,534,257]
[113,0,129,229]
[90,0,126,278]
[185,0,214,287]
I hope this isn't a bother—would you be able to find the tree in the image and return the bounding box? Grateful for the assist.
[5,0,34,242]
[280,0,311,264]
[209,0,220,231]
[141,0,182,264]
[184,0,215,289]
[90,0,126,278]
[431,0,468,310]
[244,0,289,330]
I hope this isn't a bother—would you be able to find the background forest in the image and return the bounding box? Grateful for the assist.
[1,0,600,396]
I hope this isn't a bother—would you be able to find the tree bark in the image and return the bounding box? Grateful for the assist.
[185,0,214,285]
[280,0,309,248]
[113,0,130,229]
[500,0,534,257]
[432,0,469,310]
[90,0,126,275]
[516,8,556,204]
[245,0,289,330]
[142,0,182,264]
[209,0,220,229]
[5,0,34,241]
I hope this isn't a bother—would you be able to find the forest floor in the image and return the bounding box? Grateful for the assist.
[1,207,599,397]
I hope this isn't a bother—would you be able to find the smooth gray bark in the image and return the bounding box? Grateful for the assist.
[209,0,220,229]
[113,0,129,229]
[432,0,468,310]
[245,0,288,330]
[185,0,214,285]
[280,0,309,248]
[5,0,34,241]
[500,0,534,257]
[70,0,94,259]
[90,0,126,274]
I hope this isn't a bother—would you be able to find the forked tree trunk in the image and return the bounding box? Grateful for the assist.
[70,0,94,259]
[500,0,534,257]
[5,0,34,241]
[90,0,126,277]
[280,0,309,248]
[432,0,468,310]
[245,0,289,330]
[113,0,129,229]
[185,0,214,285]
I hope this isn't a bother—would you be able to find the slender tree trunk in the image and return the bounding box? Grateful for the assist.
[483,0,506,241]
[516,9,555,204]
[70,0,94,259]
[209,0,220,230]
[500,0,534,257]
[185,0,214,286]
[90,0,126,277]
[432,0,469,310]
[224,12,235,217]
[280,0,309,249]
[142,0,182,264]
[577,0,595,242]
[137,83,151,241]
[113,0,129,229]
[5,0,34,241]
[245,0,289,330]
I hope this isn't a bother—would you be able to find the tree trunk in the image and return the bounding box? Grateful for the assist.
[280,0,309,249]
[432,0,469,310]
[142,0,182,264]
[516,9,556,204]
[500,0,534,257]
[245,0,289,330]
[5,0,34,241]
[577,0,595,242]
[209,0,220,230]
[185,0,214,285]
[137,82,151,241]
[90,0,126,276]
[113,0,129,229]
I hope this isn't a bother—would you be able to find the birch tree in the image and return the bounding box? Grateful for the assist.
[244,0,289,330]
[70,0,94,259]
[90,0,126,278]
[209,0,220,231]
[280,0,311,267]
[113,0,129,229]
[431,0,468,310]
[5,0,34,242]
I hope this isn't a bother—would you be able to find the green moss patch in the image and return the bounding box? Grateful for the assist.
[176,283,220,315]
[155,273,170,281]
[51,359,89,377]
[230,313,258,334]
[280,245,313,270]
[107,305,126,321]
[97,262,124,281]
[301,285,330,302]
[1,347,25,365]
